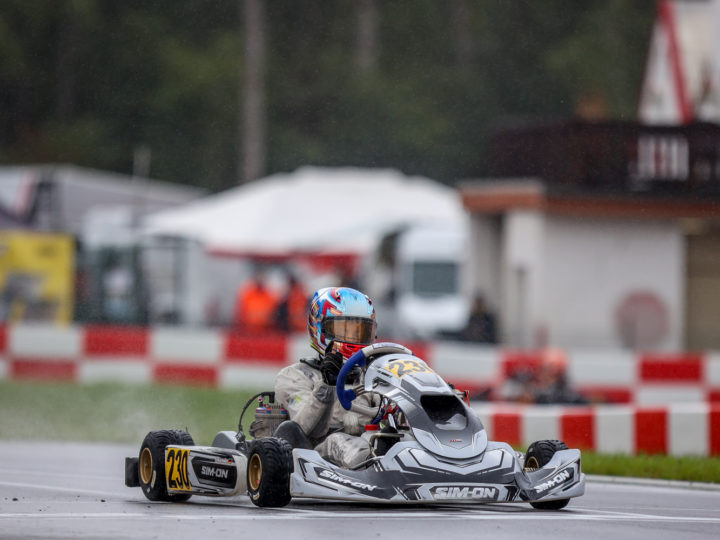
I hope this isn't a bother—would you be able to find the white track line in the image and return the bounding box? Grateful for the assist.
[1,510,719,524]
[1,480,717,525]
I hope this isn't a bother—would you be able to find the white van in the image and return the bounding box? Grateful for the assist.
[391,223,471,339]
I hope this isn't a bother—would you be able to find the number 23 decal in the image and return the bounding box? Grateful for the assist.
[384,359,434,378]
[165,448,191,491]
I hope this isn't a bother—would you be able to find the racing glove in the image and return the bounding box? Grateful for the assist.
[319,351,344,386]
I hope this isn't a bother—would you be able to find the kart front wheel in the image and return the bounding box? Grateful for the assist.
[524,439,570,510]
[138,429,195,502]
[247,437,293,507]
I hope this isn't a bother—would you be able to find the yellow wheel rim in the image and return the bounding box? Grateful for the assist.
[140,448,153,484]
[248,454,262,491]
[525,456,539,471]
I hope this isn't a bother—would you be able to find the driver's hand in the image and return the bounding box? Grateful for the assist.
[320,352,344,386]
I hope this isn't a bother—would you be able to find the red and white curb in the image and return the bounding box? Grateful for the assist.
[471,402,720,457]
[1,324,719,405]
[1,324,720,456]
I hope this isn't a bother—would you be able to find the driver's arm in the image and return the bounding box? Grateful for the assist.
[337,392,381,435]
[274,363,335,439]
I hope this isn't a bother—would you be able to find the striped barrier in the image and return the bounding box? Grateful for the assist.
[1,324,719,404]
[471,403,720,457]
[425,343,720,405]
[1,324,719,456]
[0,324,292,388]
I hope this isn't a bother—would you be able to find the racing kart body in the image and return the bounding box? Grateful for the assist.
[125,342,585,509]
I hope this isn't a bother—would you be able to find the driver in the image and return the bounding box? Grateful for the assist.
[273,286,380,468]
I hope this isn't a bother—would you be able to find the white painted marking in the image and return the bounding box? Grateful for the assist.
[567,350,636,385]
[287,334,315,364]
[220,365,279,388]
[522,406,561,444]
[636,385,705,404]
[151,327,222,363]
[431,342,499,379]
[9,324,81,357]
[479,406,494,438]
[707,352,720,386]
[571,507,720,522]
[595,406,634,454]
[80,360,151,384]
[669,403,709,455]
[0,510,718,523]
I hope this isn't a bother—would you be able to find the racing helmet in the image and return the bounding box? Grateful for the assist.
[308,287,377,359]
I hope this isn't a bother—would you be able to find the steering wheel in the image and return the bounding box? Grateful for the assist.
[336,342,413,410]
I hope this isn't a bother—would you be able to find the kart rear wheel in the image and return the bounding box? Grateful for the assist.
[524,439,570,510]
[138,429,195,502]
[247,437,293,508]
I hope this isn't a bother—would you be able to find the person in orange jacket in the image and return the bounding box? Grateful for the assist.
[234,270,278,332]
[275,273,308,333]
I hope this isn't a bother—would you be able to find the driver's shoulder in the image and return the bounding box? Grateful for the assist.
[282,357,321,379]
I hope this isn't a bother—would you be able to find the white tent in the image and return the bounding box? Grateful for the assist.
[142,167,466,257]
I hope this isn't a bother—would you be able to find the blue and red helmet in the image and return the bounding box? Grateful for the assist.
[308,287,376,359]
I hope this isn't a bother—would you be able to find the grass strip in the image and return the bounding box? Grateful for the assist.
[0,380,259,445]
[1,380,718,483]
[581,451,720,483]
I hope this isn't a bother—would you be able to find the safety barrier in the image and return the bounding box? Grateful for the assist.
[0,324,289,388]
[429,342,720,404]
[2,324,719,456]
[1,324,719,403]
[471,403,720,457]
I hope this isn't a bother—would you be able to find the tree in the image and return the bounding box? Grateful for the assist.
[0,1,656,190]
[240,0,266,183]
[356,0,379,72]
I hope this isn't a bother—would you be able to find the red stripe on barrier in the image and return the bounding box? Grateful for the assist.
[576,385,634,404]
[710,405,720,456]
[0,325,6,353]
[10,359,77,381]
[405,342,430,364]
[640,353,703,382]
[224,333,287,365]
[492,410,522,447]
[442,380,494,401]
[84,325,148,356]
[635,408,667,455]
[153,364,218,386]
[501,351,543,378]
[561,409,595,450]
[708,389,720,403]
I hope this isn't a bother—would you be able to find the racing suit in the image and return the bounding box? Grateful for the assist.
[274,357,380,469]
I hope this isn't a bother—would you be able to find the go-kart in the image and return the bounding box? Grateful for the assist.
[125,342,585,509]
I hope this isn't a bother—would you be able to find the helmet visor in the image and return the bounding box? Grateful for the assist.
[322,317,376,345]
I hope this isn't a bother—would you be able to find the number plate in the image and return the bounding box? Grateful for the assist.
[165,447,192,492]
[383,359,434,378]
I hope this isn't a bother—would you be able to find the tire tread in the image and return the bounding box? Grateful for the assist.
[139,429,194,502]
[524,439,571,510]
[247,437,293,507]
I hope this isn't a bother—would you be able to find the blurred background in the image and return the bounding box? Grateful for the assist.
[1,0,720,419]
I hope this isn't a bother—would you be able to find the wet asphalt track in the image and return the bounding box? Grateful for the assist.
[0,441,719,540]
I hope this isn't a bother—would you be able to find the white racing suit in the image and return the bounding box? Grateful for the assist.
[274,358,380,469]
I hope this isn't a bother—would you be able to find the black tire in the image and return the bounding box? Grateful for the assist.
[138,429,195,502]
[524,439,570,510]
[246,437,293,507]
